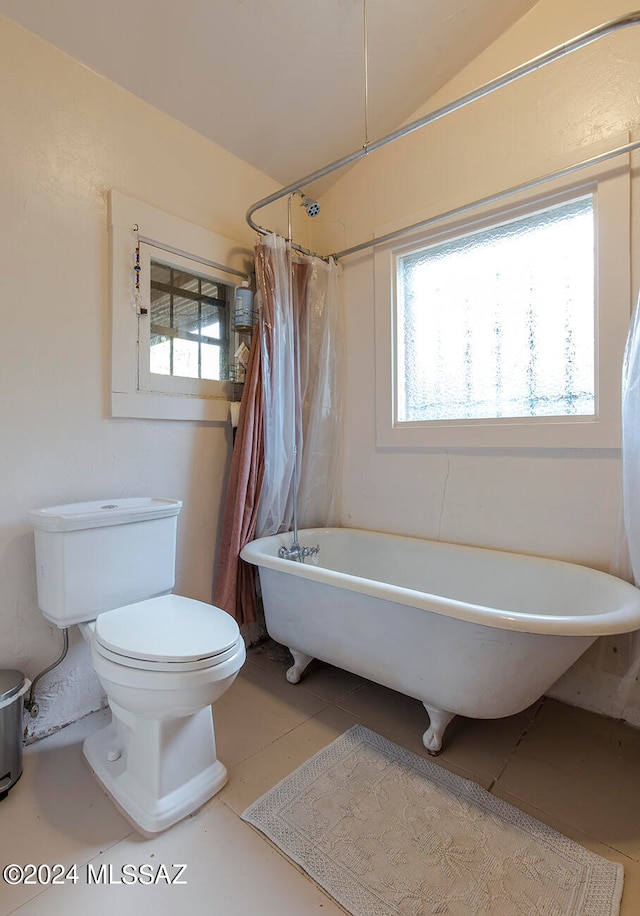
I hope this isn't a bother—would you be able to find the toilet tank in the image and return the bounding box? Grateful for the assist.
[28,498,182,626]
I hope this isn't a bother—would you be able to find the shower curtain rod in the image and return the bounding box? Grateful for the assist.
[246,10,640,261]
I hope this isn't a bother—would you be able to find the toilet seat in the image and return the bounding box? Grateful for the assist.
[93,594,242,673]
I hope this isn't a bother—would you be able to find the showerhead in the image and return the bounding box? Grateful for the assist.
[300,194,321,218]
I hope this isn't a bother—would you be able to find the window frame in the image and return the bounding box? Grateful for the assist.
[374,159,630,449]
[109,190,251,421]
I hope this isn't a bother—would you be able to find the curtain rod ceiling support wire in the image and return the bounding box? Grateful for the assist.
[246,10,640,261]
[363,0,370,151]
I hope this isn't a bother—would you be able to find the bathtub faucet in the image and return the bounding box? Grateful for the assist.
[278,541,320,563]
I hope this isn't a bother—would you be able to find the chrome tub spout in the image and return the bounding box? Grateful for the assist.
[278,541,320,563]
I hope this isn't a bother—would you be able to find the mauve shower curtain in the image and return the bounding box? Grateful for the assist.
[213,321,264,631]
[214,233,343,633]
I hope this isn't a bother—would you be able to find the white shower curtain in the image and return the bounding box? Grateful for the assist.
[297,251,343,528]
[256,233,343,538]
[614,290,640,716]
[255,234,297,537]
[620,292,640,584]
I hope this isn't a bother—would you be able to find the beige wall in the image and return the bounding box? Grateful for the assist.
[311,0,640,724]
[0,16,279,738]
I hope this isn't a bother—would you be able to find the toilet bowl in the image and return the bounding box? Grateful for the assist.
[82,594,245,834]
[29,498,246,835]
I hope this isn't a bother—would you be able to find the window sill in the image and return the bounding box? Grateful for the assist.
[111,391,230,422]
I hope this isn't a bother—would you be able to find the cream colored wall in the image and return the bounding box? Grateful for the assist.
[313,0,640,724]
[0,16,280,739]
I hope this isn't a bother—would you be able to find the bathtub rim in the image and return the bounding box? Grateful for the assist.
[240,527,640,637]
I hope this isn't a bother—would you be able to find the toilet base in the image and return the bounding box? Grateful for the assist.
[83,705,227,835]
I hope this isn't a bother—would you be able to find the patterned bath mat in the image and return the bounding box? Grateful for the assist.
[242,725,623,916]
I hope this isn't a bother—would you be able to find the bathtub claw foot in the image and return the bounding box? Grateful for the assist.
[422,703,455,755]
[286,649,313,684]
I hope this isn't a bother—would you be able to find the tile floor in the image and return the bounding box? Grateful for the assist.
[2,641,640,915]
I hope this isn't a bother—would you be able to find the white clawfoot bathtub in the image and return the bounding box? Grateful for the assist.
[241,528,640,753]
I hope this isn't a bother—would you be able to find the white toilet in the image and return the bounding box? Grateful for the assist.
[29,497,246,835]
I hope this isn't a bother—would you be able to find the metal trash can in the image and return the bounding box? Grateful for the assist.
[0,670,30,800]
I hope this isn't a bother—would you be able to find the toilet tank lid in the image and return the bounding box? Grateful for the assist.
[28,498,182,532]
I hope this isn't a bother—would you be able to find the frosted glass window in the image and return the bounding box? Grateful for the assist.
[396,196,595,422]
[149,261,230,381]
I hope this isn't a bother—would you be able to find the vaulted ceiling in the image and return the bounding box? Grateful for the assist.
[0,0,540,187]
